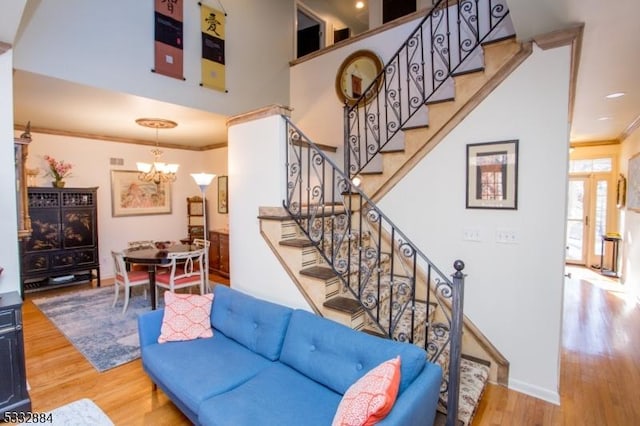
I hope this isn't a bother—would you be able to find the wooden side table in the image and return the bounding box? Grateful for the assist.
[600,234,621,277]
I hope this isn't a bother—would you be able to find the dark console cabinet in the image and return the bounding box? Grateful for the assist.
[21,187,100,294]
[0,292,31,417]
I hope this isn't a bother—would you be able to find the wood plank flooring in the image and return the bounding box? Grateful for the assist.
[473,267,640,425]
[19,267,640,425]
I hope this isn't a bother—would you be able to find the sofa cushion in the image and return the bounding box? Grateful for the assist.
[158,292,214,343]
[332,356,401,426]
[198,362,342,426]
[142,331,273,416]
[280,310,427,395]
[211,285,293,361]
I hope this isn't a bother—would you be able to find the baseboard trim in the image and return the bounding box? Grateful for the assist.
[508,378,560,405]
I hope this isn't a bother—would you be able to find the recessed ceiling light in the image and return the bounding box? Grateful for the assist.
[597,116,611,121]
[356,1,365,9]
[606,92,625,99]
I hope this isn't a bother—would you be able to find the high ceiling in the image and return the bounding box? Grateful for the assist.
[8,1,640,149]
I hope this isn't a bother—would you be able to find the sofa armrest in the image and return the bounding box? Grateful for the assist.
[138,309,164,348]
[377,362,443,426]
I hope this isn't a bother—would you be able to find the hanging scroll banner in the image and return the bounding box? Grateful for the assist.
[154,0,184,80]
[200,4,226,92]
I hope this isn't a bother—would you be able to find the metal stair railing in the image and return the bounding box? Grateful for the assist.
[345,0,512,178]
[284,116,465,425]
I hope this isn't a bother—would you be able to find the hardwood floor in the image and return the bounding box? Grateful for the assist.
[19,267,639,425]
[473,266,640,425]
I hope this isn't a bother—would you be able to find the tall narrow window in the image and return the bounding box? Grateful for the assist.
[594,180,608,256]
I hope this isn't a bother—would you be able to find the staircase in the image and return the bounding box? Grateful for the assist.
[259,1,523,424]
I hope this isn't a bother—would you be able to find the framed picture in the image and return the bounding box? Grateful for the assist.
[466,140,518,210]
[627,152,640,212]
[110,170,172,217]
[218,175,228,214]
[616,174,627,208]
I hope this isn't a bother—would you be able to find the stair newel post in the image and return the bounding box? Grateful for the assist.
[446,259,465,426]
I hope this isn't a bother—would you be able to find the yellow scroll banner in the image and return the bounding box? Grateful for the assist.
[200,4,226,92]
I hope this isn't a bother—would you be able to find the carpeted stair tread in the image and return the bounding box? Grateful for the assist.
[436,357,491,426]
[279,238,314,248]
[323,296,362,314]
[300,265,338,280]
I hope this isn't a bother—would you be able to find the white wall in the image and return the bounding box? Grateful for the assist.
[619,128,640,299]
[379,45,571,403]
[23,132,228,280]
[14,0,293,116]
[0,50,21,294]
[227,113,312,310]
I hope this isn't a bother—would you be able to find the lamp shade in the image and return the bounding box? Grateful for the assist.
[191,173,216,187]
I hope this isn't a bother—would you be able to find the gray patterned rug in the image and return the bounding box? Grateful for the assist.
[32,286,153,372]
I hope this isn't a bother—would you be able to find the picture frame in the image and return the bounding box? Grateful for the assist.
[218,175,228,214]
[110,170,172,217]
[466,140,519,210]
[627,152,640,212]
[616,173,627,208]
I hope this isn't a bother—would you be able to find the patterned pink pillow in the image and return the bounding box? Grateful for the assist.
[158,292,214,343]
[332,356,402,426]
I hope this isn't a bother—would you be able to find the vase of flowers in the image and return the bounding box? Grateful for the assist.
[44,155,72,188]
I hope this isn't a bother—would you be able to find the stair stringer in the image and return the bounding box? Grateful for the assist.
[359,39,533,203]
[260,212,368,329]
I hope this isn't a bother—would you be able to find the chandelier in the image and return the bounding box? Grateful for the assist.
[135,118,179,184]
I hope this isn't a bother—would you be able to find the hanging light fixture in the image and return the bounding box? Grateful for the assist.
[135,118,180,184]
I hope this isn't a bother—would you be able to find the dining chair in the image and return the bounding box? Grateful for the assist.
[192,238,212,292]
[111,250,149,313]
[155,248,207,301]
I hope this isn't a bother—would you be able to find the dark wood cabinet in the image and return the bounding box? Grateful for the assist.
[21,187,100,294]
[0,292,31,417]
[209,230,229,277]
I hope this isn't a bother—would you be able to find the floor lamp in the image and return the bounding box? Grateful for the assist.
[191,173,216,292]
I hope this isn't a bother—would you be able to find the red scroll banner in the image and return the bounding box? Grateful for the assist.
[154,0,184,80]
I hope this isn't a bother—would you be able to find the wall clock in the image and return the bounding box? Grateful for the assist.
[335,50,383,106]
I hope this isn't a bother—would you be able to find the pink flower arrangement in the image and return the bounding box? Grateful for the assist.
[44,155,73,181]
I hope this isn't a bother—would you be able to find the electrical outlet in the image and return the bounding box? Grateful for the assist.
[463,228,481,242]
[496,228,518,244]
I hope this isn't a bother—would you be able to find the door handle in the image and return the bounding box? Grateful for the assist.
[585,215,589,227]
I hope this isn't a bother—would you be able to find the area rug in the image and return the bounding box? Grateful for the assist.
[32,286,152,372]
[20,398,113,425]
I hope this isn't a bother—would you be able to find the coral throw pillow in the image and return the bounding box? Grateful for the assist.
[158,292,214,343]
[332,356,402,426]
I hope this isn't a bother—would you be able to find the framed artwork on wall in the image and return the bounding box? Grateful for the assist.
[110,170,172,217]
[627,152,640,212]
[218,175,228,214]
[466,140,519,210]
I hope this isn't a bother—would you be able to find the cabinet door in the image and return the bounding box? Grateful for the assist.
[25,209,60,252]
[209,232,221,271]
[62,208,95,249]
[0,332,20,408]
[219,234,229,274]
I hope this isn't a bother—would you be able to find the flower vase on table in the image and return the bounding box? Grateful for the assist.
[52,180,66,188]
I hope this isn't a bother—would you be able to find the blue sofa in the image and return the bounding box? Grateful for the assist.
[138,285,442,425]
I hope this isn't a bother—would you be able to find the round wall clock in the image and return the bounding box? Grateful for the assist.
[335,50,383,106]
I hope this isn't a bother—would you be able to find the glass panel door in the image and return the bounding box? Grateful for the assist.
[566,177,589,264]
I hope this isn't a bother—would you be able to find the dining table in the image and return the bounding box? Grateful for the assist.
[122,243,198,310]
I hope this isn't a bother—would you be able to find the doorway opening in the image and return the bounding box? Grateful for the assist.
[565,156,615,269]
[296,4,325,59]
